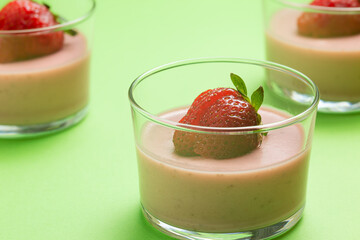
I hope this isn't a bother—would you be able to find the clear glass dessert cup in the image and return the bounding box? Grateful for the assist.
[129,58,319,240]
[0,0,95,138]
[263,0,360,113]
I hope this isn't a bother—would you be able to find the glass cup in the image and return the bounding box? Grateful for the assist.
[0,0,95,137]
[129,58,319,240]
[263,0,360,113]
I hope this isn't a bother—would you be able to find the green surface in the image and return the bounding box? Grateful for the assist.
[1,0,360,239]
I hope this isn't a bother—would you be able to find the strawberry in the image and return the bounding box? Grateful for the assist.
[173,73,264,159]
[297,0,360,38]
[0,0,64,63]
[310,0,360,7]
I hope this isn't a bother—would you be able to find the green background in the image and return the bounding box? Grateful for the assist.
[1,0,360,239]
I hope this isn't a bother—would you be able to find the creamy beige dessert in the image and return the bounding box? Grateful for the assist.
[137,107,310,232]
[266,9,360,101]
[0,34,89,125]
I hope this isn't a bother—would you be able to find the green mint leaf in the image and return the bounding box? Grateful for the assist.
[251,86,264,112]
[64,29,78,36]
[230,73,247,97]
[43,3,50,9]
[55,15,78,36]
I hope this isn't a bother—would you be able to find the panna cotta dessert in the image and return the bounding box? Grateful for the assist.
[0,0,94,135]
[0,34,89,125]
[138,107,310,232]
[130,61,319,240]
[264,0,360,111]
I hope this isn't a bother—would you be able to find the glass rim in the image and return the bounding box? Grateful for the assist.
[270,0,360,14]
[0,0,96,35]
[128,57,320,135]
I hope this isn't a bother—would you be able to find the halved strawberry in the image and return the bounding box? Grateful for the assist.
[173,73,264,159]
[0,0,64,63]
[297,0,360,38]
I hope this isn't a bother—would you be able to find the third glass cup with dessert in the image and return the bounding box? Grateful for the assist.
[129,58,319,240]
[263,0,360,113]
[0,0,95,137]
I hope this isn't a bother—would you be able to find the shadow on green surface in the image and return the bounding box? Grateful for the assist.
[0,118,87,161]
[137,209,175,240]
[0,135,60,162]
[109,207,174,240]
[275,217,304,240]
[0,115,87,140]
[0,137,56,162]
[315,111,360,131]
[110,205,304,240]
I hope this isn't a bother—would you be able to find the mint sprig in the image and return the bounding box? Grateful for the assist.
[230,73,248,97]
[230,73,264,124]
[251,86,264,112]
[230,73,250,103]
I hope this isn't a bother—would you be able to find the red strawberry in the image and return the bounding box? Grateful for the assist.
[310,0,360,7]
[172,88,239,156]
[173,73,264,159]
[0,0,64,63]
[179,88,240,125]
[297,0,360,38]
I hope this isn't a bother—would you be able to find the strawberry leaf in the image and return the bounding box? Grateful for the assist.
[230,73,247,96]
[251,86,264,112]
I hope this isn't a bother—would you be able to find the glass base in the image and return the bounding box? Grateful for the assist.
[0,106,88,138]
[142,205,304,240]
[318,99,360,114]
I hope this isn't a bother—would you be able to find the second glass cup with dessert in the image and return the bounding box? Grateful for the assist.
[129,58,319,240]
[0,0,95,137]
[263,0,360,113]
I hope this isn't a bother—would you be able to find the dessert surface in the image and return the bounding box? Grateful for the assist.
[141,107,305,172]
[0,34,87,72]
[268,9,360,52]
